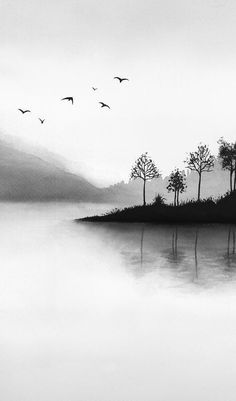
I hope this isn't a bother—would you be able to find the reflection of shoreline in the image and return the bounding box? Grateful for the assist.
[88,223,236,285]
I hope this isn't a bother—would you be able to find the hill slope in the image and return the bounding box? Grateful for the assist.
[0,139,101,201]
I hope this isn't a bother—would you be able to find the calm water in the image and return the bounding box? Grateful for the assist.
[1,203,236,401]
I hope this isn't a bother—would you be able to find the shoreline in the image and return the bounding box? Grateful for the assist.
[76,193,236,224]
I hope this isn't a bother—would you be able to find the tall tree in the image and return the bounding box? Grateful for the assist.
[167,169,186,206]
[218,138,236,193]
[130,152,160,206]
[185,144,214,201]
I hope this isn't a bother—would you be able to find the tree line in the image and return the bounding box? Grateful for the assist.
[130,138,236,206]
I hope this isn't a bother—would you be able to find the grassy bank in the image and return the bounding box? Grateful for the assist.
[77,192,236,224]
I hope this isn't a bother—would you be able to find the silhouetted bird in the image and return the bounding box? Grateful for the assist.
[39,118,45,124]
[99,102,110,109]
[92,87,98,91]
[18,108,31,114]
[61,97,74,104]
[114,77,129,83]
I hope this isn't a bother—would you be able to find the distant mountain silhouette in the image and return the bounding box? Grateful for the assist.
[0,138,100,201]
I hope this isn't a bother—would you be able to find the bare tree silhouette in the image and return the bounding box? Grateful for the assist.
[218,138,236,193]
[185,144,214,201]
[167,169,186,206]
[130,152,160,206]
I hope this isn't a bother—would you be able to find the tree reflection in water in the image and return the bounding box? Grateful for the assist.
[225,226,236,268]
[194,229,199,282]
[164,226,185,266]
[88,222,236,286]
[140,226,145,270]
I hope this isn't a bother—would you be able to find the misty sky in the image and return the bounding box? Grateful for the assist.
[1,0,236,185]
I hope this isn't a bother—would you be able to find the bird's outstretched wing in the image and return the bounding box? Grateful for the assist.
[114,77,129,83]
[61,97,73,104]
[99,102,110,109]
[18,108,30,113]
[92,87,98,91]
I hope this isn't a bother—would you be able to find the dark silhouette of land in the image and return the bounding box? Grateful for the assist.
[79,192,236,224]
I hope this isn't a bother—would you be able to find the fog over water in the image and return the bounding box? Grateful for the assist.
[1,203,236,401]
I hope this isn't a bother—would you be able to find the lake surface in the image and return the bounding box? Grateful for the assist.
[1,203,236,401]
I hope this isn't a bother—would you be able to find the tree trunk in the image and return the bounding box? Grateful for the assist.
[234,167,236,191]
[177,190,179,206]
[174,191,176,206]
[197,172,202,201]
[143,179,146,206]
[230,170,233,193]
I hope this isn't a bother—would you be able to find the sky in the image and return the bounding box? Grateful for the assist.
[1,0,236,185]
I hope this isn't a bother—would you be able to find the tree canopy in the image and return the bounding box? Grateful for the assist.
[167,169,186,206]
[218,138,236,192]
[185,144,214,200]
[130,152,160,205]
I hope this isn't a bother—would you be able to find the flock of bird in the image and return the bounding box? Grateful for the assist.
[18,76,129,125]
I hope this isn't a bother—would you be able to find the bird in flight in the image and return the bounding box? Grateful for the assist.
[114,77,129,83]
[18,108,31,114]
[92,87,98,91]
[61,97,74,104]
[39,118,45,124]
[99,102,110,109]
